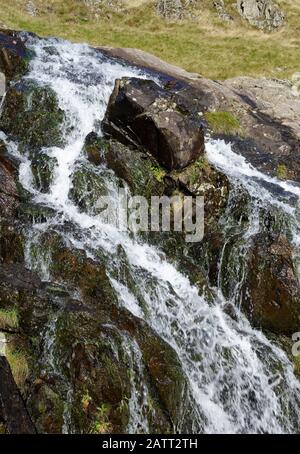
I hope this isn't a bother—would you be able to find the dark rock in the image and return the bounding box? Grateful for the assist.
[0,82,65,152]
[31,153,57,193]
[84,132,107,166]
[0,140,20,218]
[102,77,205,171]
[0,30,29,83]
[0,356,36,433]
[242,233,300,334]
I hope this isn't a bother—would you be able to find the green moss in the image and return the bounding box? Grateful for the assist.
[0,423,6,434]
[205,111,241,135]
[0,308,19,331]
[150,164,166,182]
[0,83,65,152]
[276,164,288,180]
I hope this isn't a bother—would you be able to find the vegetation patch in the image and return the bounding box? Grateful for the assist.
[276,164,288,180]
[205,111,241,135]
[0,308,19,331]
[0,0,299,80]
[6,344,29,387]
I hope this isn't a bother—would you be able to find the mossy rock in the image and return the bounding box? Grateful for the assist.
[84,134,165,201]
[0,82,65,152]
[84,132,108,166]
[31,153,57,193]
[0,222,24,263]
[69,164,110,214]
[28,383,64,434]
[17,202,56,224]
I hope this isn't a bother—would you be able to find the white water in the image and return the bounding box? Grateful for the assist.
[2,35,300,434]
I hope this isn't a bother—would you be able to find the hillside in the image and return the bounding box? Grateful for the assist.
[0,0,299,80]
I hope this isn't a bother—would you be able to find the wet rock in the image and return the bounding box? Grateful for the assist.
[31,153,57,193]
[102,77,205,171]
[0,140,20,218]
[242,233,300,334]
[170,156,230,224]
[0,356,36,433]
[236,0,284,31]
[0,30,29,83]
[0,221,24,263]
[69,164,110,214]
[0,82,65,152]
[84,132,107,166]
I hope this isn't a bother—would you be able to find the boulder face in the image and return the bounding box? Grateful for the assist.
[236,0,284,31]
[102,77,205,171]
[0,356,36,434]
[242,233,300,334]
[0,30,29,83]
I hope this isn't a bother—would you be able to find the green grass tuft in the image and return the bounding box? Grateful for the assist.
[205,111,241,135]
[0,309,19,331]
[276,164,288,180]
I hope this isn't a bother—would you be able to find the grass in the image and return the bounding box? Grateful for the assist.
[276,164,288,180]
[0,308,19,331]
[0,0,299,80]
[205,111,241,135]
[6,343,29,387]
[150,164,166,182]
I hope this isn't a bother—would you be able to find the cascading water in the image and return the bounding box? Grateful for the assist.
[1,34,300,434]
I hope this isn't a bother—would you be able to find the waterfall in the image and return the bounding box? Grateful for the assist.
[1,34,300,434]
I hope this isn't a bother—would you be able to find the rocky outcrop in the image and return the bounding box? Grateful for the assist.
[99,47,300,182]
[242,233,300,334]
[102,77,205,171]
[0,356,36,434]
[236,0,284,31]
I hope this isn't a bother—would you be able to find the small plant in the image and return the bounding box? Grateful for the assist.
[277,164,287,180]
[150,164,166,182]
[81,390,92,411]
[205,111,241,135]
[89,403,112,434]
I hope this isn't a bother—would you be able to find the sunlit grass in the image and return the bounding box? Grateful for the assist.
[0,0,299,80]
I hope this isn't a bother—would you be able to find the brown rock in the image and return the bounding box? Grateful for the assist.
[102,77,205,171]
[242,233,300,334]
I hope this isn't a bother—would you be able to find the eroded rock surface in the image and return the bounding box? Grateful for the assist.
[236,0,284,31]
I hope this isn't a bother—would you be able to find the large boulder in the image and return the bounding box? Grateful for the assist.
[102,77,205,171]
[236,0,284,31]
[242,233,300,334]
